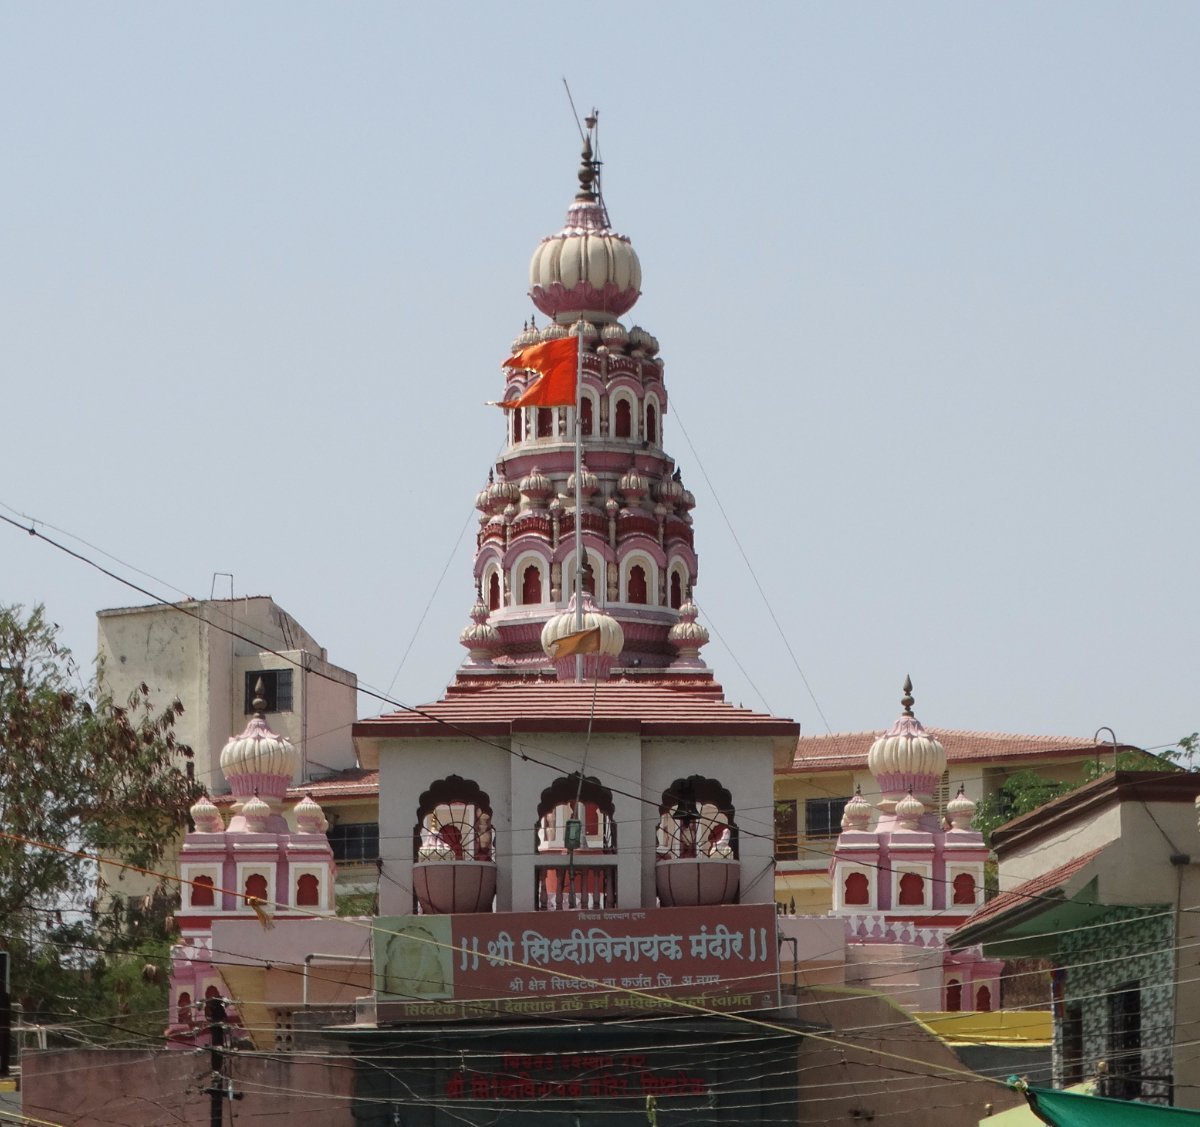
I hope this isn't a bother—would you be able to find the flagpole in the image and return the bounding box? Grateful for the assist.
[573,317,585,684]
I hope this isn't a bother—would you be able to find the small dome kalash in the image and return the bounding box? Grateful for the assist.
[219,677,298,832]
[866,676,946,822]
[541,592,624,681]
[528,111,642,325]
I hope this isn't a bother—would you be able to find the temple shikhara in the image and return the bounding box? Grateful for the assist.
[150,118,1020,1127]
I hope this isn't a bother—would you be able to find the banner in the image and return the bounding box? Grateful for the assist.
[373,903,779,1023]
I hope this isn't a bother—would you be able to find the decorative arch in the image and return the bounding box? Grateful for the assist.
[511,409,523,445]
[610,391,636,439]
[897,872,925,906]
[657,776,736,860]
[843,871,870,906]
[244,873,268,904]
[946,979,963,1012]
[509,553,547,605]
[952,872,977,906]
[537,775,616,854]
[645,397,660,445]
[487,572,501,611]
[415,776,495,861]
[536,406,555,438]
[177,991,193,1027]
[620,553,658,605]
[296,873,320,906]
[579,392,596,437]
[975,984,992,1012]
[190,875,215,908]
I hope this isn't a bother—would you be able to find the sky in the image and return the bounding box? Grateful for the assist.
[2,2,1198,754]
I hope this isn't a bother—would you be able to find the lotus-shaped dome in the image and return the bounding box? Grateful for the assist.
[894,791,926,830]
[189,793,224,834]
[242,793,271,834]
[219,684,298,800]
[946,786,978,831]
[529,137,641,323]
[841,788,873,832]
[541,593,624,680]
[294,793,328,834]
[866,678,946,810]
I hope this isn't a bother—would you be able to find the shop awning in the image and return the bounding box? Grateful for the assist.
[1024,1086,1200,1126]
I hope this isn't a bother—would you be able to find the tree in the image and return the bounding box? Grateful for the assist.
[0,604,201,1040]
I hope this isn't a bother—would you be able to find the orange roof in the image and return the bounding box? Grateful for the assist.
[286,768,380,801]
[354,679,799,741]
[950,846,1105,941]
[785,728,1125,774]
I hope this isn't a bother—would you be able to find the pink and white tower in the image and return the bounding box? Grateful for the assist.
[165,680,336,1046]
[830,678,1003,1012]
[461,116,709,681]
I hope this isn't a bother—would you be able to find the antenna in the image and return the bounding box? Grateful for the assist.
[561,78,586,143]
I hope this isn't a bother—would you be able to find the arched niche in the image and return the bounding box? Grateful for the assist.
[414,775,495,861]
[537,774,616,853]
[657,776,736,860]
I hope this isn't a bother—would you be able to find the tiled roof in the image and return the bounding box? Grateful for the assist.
[354,680,799,740]
[785,728,1129,773]
[286,768,380,801]
[951,846,1105,942]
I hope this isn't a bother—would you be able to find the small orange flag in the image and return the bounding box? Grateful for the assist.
[500,335,579,408]
[550,626,603,659]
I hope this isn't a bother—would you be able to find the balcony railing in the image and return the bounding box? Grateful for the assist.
[774,832,838,863]
[535,863,616,911]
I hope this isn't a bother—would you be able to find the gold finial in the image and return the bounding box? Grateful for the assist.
[252,677,267,715]
[575,109,600,202]
[901,675,914,717]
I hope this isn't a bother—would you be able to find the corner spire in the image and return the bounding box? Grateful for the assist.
[901,675,914,717]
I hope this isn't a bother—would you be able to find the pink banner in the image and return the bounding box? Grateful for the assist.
[374,903,779,1023]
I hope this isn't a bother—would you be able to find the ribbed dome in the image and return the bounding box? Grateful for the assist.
[219,687,298,801]
[190,793,224,834]
[894,791,926,830]
[541,593,624,681]
[529,137,641,323]
[242,793,271,833]
[946,786,977,830]
[459,599,501,666]
[668,602,710,671]
[866,678,946,810]
[294,793,328,834]
[841,788,873,831]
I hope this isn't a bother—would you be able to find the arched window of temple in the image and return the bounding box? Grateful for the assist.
[415,776,496,863]
[946,980,962,1012]
[952,873,977,906]
[975,984,992,1012]
[204,985,220,999]
[177,991,193,1027]
[488,573,501,611]
[537,775,617,855]
[190,875,215,908]
[646,403,658,444]
[580,396,594,436]
[844,872,870,906]
[670,571,683,610]
[521,564,542,605]
[537,407,554,438]
[244,873,268,905]
[512,410,523,444]
[897,872,925,906]
[657,776,736,861]
[628,565,648,605]
[296,873,320,907]
[615,398,632,438]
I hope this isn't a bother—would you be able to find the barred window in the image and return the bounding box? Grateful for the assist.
[245,669,293,713]
[328,822,380,863]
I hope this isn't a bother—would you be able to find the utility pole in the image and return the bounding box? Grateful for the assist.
[202,997,242,1125]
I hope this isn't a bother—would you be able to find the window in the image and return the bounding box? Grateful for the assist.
[512,410,523,444]
[844,872,870,906]
[244,873,269,903]
[488,573,501,611]
[1062,1002,1085,1085]
[952,873,977,906]
[580,397,593,436]
[670,571,683,610]
[190,875,215,908]
[521,564,542,604]
[245,669,293,713]
[627,565,648,604]
[975,984,992,1012]
[614,398,632,438]
[296,874,320,907]
[805,797,849,839]
[646,403,658,444]
[1107,982,1142,1100]
[537,407,554,437]
[328,822,380,863]
[774,799,798,861]
[898,872,925,906]
[946,979,962,1012]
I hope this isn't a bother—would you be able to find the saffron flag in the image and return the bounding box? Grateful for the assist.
[500,336,579,409]
[550,626,603,659]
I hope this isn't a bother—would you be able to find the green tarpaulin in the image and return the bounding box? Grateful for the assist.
[1026,1087,1200,1126]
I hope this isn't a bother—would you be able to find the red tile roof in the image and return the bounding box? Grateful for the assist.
[785,728,1127,773]
[354,680,799,740]
[950,846,1105,942]
[286,768,380,801]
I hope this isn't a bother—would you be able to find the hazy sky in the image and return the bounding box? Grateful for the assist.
[3,3,1197,754]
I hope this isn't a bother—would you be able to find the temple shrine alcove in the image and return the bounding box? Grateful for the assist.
[655,775,740,907]
[535,774,616,910]
[412,775,497,914]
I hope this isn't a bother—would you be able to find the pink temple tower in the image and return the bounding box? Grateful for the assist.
[460,117,709,682]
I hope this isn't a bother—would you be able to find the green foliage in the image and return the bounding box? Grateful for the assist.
[973,742,1193,845]
[0,604,201,1040]
[335,890,379,917]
